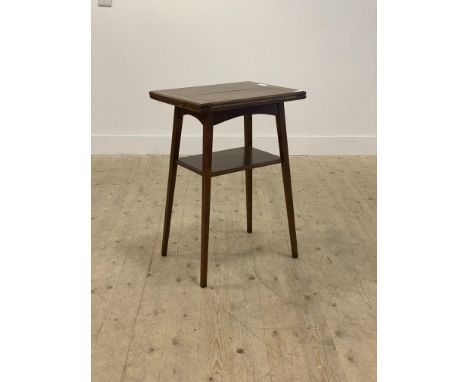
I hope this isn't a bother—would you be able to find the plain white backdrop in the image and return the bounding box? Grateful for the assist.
[1,1,468,381]
[378,1,468,380]
[92,0,376,155]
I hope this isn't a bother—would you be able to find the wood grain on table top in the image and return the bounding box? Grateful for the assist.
[149,81,306,112]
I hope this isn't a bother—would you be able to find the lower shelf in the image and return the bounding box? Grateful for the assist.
[177,147,281,177]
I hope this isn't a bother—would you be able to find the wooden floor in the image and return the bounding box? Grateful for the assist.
[92,155,376,382]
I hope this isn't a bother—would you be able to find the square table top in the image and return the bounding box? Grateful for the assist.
[149,81,306,112]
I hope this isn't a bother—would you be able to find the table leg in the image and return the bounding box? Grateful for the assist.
[161,107,183,257]
[275,103,299,258]
[200,114,214,287]
[244,114,253,233]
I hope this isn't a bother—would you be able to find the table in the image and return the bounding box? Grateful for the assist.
[149,81,306,287]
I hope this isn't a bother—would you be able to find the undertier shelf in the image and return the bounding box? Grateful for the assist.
[177,147,281,177]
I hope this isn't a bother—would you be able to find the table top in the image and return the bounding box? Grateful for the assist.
[149,81,306,112]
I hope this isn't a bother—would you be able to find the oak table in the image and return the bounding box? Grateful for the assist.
[149,81,306,287]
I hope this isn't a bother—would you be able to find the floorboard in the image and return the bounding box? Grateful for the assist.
[92,155,376,382]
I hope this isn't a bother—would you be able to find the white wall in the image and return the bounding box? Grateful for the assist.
[92,0,376,155]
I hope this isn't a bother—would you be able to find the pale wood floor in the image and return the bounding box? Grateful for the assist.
[92,155,376,382]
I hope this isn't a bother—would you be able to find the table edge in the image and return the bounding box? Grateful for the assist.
[149,90,306,113]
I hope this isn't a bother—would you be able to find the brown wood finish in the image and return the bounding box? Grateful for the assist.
[149,81,305,112]
[150,82,306,287]
[161,107,183,257]
[244,114,253,233]
[200,114,214,288]
[276,103,299,258]
[180,103,278,126]
[213,104,277,125]
[177,147,280,177]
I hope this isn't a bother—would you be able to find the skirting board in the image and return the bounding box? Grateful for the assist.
[92,135,376,155]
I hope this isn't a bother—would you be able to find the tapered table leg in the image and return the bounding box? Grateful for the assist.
[161,107,183,257]
[275,103,298,258]
[244,114,253,233]
[200,114,214,287]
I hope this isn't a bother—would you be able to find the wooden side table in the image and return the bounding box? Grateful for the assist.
[149,81,306,287]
